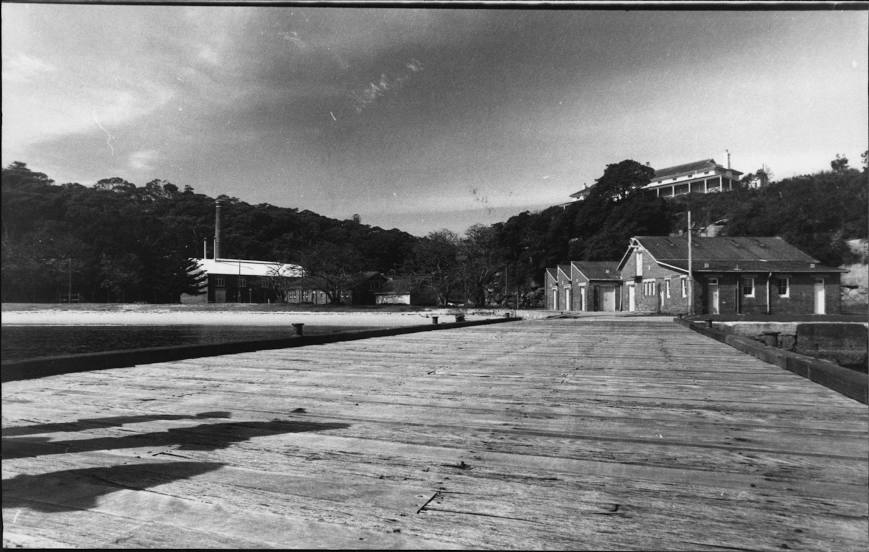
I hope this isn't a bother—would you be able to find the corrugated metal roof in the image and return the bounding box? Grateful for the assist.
[570,261,621,280]
[633,236,844,273]
[653,159,718,179]
[665,260,846,273]
[193,258,305,278]
[652,159,742,181]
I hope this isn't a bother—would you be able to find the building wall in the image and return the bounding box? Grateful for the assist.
[556,268,572,311]
[569,265,589,311]
[591,282,622,311]
[545,271,558,310]
[204,274,288,304]
[376,293,411,305]
[694,272,841,315]
[619,247,691,313]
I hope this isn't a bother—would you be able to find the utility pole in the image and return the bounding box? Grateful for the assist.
[68,258,72,303]
[505,264,509,308]
[687,209,694,316]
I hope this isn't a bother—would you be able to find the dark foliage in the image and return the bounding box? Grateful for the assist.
[1,163,417,303]
[3,158,863,306]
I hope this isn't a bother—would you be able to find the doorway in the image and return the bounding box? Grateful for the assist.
[602,287,616,312]
[707,278,720,315]
[814,278,826,314]
[628,284,636,312]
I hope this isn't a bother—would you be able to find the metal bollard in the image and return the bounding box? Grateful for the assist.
[292,323,304,336]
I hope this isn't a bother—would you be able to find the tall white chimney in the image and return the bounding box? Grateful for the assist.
[214,200,222,260]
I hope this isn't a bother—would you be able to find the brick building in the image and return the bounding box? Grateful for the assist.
[544,262,621,311]
[617,236,844,315]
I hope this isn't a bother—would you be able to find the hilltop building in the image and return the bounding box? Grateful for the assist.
[643,159,743,198]
[569,158,744,202]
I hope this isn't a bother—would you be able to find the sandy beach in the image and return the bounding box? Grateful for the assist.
[0,304,530,327]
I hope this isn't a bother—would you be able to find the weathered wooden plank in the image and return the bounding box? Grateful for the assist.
[3,317,866,549]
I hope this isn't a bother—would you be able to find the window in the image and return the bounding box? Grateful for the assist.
[680,277,687,298]
[636,251,643,277]
[742,277,755,297]
[238,277,246,288]
[215,276,225,288]
[643,280,656,296]
[776,277,790,297]
[665,278,671,299]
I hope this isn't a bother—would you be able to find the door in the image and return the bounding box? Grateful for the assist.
[628,285,636,312]
[707,278,719,315]
[814,278,826,314]
[552,288,559,310]
[565,288,572,311]
[659,286,666,313]
[214,289,226,303]
[579,286,586,311]
[602,287,616,312]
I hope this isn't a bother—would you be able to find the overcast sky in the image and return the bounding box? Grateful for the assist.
[3,4,867,236]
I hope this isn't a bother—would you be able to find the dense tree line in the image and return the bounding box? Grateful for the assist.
[2,155,865,305]
[0,162,417,303]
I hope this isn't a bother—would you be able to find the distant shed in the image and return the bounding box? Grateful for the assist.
[181,258,305,304]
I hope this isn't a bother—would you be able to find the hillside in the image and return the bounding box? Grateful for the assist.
[1,163,418,303]
[2,160,865,306]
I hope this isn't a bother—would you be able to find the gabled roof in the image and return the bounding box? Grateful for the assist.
[652,159,742,181]
[626,236,844,273]
[545,267,557,280]
[193,258,305,278]
[570,187,592,200]
[570,261,621,281]
[557,264,573,279]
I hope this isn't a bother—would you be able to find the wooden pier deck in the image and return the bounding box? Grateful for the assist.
[3,316,867,549]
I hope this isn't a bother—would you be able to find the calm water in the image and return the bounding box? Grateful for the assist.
[0,325,375,361]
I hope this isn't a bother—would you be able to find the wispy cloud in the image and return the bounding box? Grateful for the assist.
[128,149,160,171]
[1,52,56,83]
[350,58,423,113]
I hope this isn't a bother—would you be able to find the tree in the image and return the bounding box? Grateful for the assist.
[293,242,366,303]
[585,159,655,204]
[458,224,503,306]
[830,154,850,174]
[1,161,54,189]
[94,176,136,194]
[407,230,463,306]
